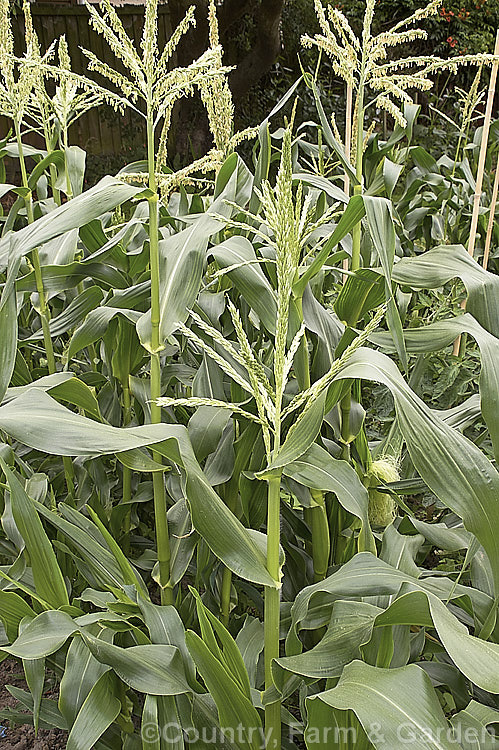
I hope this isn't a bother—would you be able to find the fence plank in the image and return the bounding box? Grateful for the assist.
[3,4,171,158]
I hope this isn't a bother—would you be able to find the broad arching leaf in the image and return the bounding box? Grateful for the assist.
[392,244,499,337]
[307,661,458,750]
[0,390,278,589]
[331,348,499,595]
[283,443,375,553]
[372,312,499,461]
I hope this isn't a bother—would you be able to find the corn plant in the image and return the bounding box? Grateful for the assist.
[0,0,498,748]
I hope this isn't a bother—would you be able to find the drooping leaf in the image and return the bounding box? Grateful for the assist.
[0,591,35,642]
[0,177,141,271]
[307,661,458,750]
[372,313,499,462]
[283,443,375,553]
[81,632,191,696]
[0,459,69,608]
[331,348,499,594]
[0,390,277,588]
[4,610,78,659]
[211,236,277,334]
[66,671,121,750]
[392,244,499,337]
[137,215,217,351]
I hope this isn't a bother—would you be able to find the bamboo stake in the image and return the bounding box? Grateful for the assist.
[482,153,499,269]
[342,84,353,280]
[453,29,499,355]
[467,29,499,260]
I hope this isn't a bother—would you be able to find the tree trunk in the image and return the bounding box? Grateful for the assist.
[229,0,285,102]
[168,0,284,164]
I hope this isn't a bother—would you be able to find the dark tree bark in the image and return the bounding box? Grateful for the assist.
[168,0,285,163]
[228,0,285,102]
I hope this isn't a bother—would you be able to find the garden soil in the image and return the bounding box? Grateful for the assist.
[0,659,67,749]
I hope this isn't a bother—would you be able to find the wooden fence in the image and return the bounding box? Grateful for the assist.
[5,3,172,155]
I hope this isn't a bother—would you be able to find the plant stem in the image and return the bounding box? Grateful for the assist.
[220,476,239,626]
[295,295,330,580]
[467,29,499,262]
[43,129,61,207]
[264,471,282,750]
[15,120,75,500]
[342,83,353,281]
[122,382,133,552]
[15,121,56,371]
[62,129,74,200]
[350,78,364,273]
[340,74,365,457]
[147,109,173,606]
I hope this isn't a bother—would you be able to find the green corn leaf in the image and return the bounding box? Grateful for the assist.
[17,260,128,294]
[4,610,78,659]
[450,702,499,750]
[67,307,141,361]
[141,695,161,750]
[263,391,327,473]
[210,236,277,334]
[372,312,499,462]
[66,671,121,750]
[0,177,141,271]
[3,686,68,731]
[0,286,17,404]
[191,588,252,700]
[331,348,499,594]
[235,617,264,690]
[86,506,148,597]
[363,196,407,370]
[81,632,191,696]
[3,373,102,421]
[309,77,358,185]
[0,591,35,642]
[188,406,231,463]
[287,552,493,654]
[294,172,348,204]
[375,588,499,694]
[24,285,104,342]
[288,560,499,695]
[0,458,69,608]
[137,215,217,352]
[307,660,458,750]
[64,146,86,197]
[282,443,375,553]
[185,630,263,750]
[294,194,365,296]
[275,599,378,684]
[22,653,45,734]
[392,244,499,338]
[0,390,277,588]
[27,149,66,191]
[35,502,134,592]
[59,629,113,726]
[334,268,384,327]
[138,599,197,686]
